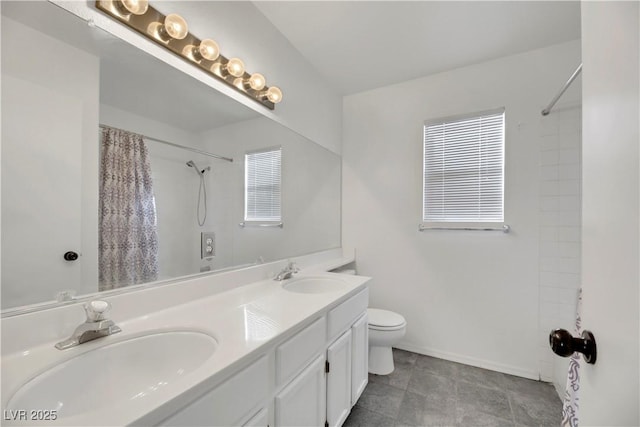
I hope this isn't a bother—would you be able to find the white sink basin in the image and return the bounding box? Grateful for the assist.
[283,276,349,294]
[7,331,217,419]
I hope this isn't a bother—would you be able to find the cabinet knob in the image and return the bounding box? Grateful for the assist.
[549,328,597,364]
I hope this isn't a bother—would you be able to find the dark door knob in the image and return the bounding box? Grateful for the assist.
[549,329,597,364]
[63,251,79,261]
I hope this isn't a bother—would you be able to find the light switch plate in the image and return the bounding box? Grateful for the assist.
[201,232,215,259]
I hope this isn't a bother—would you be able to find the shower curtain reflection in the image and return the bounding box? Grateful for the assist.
[98,126,159,290]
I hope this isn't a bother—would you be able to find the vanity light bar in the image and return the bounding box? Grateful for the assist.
[95,0,282,110]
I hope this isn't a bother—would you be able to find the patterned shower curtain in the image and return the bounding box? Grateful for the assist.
[561,288,583,427]
[99,126,159,291]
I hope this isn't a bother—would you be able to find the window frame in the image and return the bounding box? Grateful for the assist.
[421,107,505,230]
[243,146,283,227]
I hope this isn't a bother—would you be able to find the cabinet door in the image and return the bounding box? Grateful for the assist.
[275,355,326,427]
[242,408,269,427]
[351,312,368,405]
[327,330,352,427]
[159,356,268,426]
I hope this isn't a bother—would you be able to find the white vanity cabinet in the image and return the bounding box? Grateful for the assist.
[158,356,269,426]
[350,313,368,405]
[275,355,327,426]
[326,329,352,427]
[157,286,369,427]
[275,288,369,427]
[242,408,269,427]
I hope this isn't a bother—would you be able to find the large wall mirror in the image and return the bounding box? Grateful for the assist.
[1,1,341,312]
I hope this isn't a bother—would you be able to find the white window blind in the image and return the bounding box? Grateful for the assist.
[245,147,282,222]
[423,109,505,223]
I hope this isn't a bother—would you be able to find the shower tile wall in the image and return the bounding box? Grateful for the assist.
[537,106,582,388]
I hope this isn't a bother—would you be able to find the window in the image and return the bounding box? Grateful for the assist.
[422,108,505,226]
[244,147,282,223]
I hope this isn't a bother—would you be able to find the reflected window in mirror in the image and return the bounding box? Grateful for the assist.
[244,147,282,225]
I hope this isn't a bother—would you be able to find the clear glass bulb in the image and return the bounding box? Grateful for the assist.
[266,86,283,104]
[164,14,188,40]
[198,39,219,61]
[226,58,245,77]
[248,73,266,91]
[119,0,148,15]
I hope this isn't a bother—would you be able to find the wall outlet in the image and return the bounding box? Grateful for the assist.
[201,232,215,259]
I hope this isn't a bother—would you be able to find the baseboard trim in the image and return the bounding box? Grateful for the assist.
[395,341,540,381]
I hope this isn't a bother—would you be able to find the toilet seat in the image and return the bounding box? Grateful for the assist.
[367,308,406,331]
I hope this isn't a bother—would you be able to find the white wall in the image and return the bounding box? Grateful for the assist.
[535,104,582,388]
[579,2,639,424]
[343,40,581,378]
[1,16,99,307]
[201,117,341,267]
[53,1,343,155]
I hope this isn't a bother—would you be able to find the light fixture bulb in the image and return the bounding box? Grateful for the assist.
[265,86,283,104]
[163,14,188,40]
[226,58,245,77]
[118,0,148,15]
[198,39,220,61]
[248,73,266,91]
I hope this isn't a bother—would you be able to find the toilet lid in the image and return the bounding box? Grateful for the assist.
[367,308,406,328]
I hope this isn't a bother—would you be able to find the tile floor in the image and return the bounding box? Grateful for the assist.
[344,349,561,427]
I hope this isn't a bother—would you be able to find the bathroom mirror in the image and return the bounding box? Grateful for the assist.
[1,1,341,312]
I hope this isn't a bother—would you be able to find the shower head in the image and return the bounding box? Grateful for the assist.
[186,160,207,177]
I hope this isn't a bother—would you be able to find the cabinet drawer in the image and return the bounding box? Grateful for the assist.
[276,316,326,386]
[327,288,368,340]
[160,355,268,426]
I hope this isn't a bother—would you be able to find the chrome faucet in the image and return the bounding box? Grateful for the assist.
[274,261,299,281]
[55,300,121,350]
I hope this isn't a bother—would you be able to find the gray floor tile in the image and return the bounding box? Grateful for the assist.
[407,369,456,400]
[368,350,417,390]
[357,380,406,419]
[457,411,515,427]
[369,366,413,390]
[396,390,456,427]
[343,405,396,427]
[501,375,559,401]
[393,348,419,365]
[457,381,513,422]
[354,349,561,427]
[509,390,562,427]
[414,355,459,379]
[368,349,417,390]
[456,363,506,390]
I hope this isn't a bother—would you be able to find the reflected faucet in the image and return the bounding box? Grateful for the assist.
[55,300,121,350]
[274,261,299,281]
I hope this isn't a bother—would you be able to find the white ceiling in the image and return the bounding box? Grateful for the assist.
[254,1,581,95]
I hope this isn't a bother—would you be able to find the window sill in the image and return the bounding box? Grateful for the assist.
[419,223,510,233]
[239,221,283,228]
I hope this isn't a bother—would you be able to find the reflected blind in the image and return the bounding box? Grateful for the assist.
[423,109,505,223]
[245,147,282,222]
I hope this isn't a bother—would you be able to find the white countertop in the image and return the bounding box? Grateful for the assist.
[1,270,369,426]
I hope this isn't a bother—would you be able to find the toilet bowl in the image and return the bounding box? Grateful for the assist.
[333,269,407,375]
[367,308,406,375]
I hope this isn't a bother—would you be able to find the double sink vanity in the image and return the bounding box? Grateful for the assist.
[1,2,359,425]
[1,256,370,427]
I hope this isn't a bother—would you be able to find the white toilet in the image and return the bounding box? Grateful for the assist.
[334,269,407,375]
[367,308,407,375]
